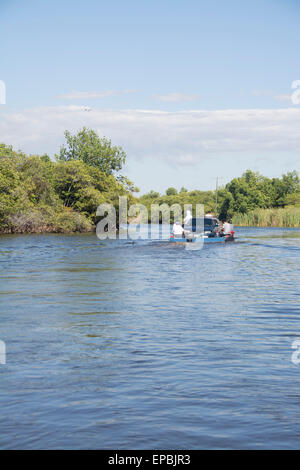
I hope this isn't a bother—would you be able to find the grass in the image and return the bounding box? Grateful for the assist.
[232,206,300,228]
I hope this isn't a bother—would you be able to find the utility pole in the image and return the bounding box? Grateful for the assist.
[215,176,219,216]
[211,176,223,216]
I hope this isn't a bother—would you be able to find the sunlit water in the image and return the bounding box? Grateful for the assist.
[1,227,300,449]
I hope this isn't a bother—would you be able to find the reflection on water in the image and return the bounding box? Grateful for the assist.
[0,227,300,449]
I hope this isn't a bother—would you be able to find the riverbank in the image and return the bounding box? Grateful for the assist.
[1,138,300,233]
[2,206,300,234]
[0,207,94,234]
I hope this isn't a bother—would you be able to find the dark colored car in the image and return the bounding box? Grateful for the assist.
[184,217,220,237]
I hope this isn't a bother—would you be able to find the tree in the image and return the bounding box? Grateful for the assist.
[285,192,300,206]
[219,170,271,218]
[271,171,300,206]
[166,187,177,196]
[57,127,127,175]
[0,140,137,233]
[142,190,160,199]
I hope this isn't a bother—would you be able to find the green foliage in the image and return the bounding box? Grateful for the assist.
[0,133,137,233]
[285,192,300,207]
[57,127,126,175]
[1,135,300,232]
[233,206,300,228]
[139,188,217,223]
[142,190,160,199]
[219,170,300,220]
[165,187,178,196]
[138,170,300,227]
[271,171,300,206]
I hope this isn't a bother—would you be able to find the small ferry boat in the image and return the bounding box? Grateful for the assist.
[169,217,235,243]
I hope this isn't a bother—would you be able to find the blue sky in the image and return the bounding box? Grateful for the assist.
[0,0,300,193]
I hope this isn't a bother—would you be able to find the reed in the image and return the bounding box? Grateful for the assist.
[232,207,300,227]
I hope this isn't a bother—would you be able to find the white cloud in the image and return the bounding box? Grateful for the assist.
[152,93,201,103]
[58,89,135,100]
[0,106,300,167]
[252,90,293,104]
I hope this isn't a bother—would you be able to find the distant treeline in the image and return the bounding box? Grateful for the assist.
[1,128,300,233]
[139,170,300,227]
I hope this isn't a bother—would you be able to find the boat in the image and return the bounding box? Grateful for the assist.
[169,217,235,243]
[169,234,234,243]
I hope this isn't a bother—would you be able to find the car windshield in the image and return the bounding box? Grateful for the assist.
[185,217,219,232]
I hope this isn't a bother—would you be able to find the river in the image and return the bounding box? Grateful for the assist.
[0,227,300,449]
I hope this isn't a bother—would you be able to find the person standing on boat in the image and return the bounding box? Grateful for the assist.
[183,210,193,239]
[183,209,192,226]
[172,221,184,237]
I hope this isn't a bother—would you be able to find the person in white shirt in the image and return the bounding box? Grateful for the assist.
[223,220,234,234]
[172,221,184,237]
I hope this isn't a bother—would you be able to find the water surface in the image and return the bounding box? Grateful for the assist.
[1,227,300,449]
